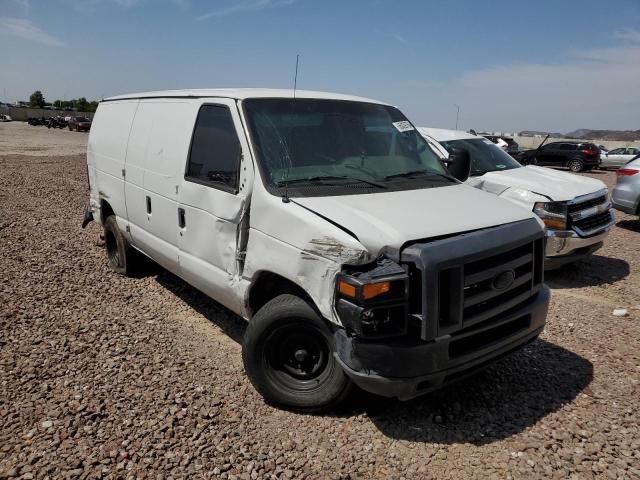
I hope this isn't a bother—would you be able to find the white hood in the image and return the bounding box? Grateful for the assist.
[469,166,606,202]
[293,184,539,254]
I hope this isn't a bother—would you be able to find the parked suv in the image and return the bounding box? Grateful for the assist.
[419,128,615,269]
[68,116,92,132]
[83,89,549,411]
[520,141,600,172]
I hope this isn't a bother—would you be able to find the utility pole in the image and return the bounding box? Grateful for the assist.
[455,104,460,130]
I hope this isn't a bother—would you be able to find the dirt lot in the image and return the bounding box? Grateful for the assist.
[1,122,639,479]
[0,122,88,156]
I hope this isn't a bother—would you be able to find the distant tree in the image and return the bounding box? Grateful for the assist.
[29,90,45,108]
[87,101,99,113]
[76,97,89,112]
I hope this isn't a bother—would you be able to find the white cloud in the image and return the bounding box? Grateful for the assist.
[8,0,30,14]
[613,29,640,43]
[111,0,142,7]
[197,0,297,20]
[0,17,64,46]
[390,33,407,44]
[399,43,640,132]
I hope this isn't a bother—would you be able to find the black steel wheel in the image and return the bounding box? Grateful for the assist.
[243,294,354,412]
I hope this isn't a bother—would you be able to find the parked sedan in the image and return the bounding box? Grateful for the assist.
[612,157,640,218]
[68,116,92,132]
[600,147,640,169]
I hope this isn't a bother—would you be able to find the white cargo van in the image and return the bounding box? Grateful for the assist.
[84,89,549,411]
[419,128,615,269]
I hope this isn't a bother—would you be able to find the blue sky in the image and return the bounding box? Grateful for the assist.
[1,0,639,132]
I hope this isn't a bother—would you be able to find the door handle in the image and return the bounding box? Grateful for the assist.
[146,196,152,214]
[178,207,186,228]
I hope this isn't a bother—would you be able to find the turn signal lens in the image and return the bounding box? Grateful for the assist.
[541,217,567,229]
[338,280,357,298]
[533,201,568,230]
[362,282,391,300]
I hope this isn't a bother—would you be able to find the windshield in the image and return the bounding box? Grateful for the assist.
[439,138,522,176]
[243,98,452,196]
[76,117,90,122]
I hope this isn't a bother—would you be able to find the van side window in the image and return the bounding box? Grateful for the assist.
[186,105,241,192]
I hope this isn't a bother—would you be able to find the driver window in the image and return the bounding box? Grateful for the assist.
[186,105,241,193]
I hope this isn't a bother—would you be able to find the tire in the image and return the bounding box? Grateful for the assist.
[68,125,72,131]
[568,159,584,172]
[103,215,139,275]
[242,294,354,412]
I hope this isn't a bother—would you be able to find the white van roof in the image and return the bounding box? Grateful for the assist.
[104,88,389,105]
[418,127,479,142]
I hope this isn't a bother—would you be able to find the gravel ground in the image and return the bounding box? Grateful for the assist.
[0,122,88,156]
[1,135,639,478]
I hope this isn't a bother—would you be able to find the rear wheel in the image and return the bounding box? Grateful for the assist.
[568,159,584,172]
[242,294,354,412]
[103,215,139,275]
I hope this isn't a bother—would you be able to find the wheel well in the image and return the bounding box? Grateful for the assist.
[100,199,114,224]
[247,272,314,318]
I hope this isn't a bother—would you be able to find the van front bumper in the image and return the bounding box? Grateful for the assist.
[333,286,550,401]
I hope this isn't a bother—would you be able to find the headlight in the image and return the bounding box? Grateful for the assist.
[533,201,568,230]
[335,259,409,338]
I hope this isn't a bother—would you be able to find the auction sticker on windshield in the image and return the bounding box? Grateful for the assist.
[392,121,415,132]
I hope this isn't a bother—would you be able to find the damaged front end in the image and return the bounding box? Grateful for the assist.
[332,219,550,401]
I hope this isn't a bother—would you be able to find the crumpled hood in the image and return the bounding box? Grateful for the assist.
[293,184,539,254]
[470,166,606,201]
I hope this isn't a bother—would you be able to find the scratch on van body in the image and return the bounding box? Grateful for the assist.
[305,236,369,263]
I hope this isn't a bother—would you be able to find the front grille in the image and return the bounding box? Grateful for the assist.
[401,219,544,342]
[572,210,613,236]
[567,194,607,213]
[567,190,613,237]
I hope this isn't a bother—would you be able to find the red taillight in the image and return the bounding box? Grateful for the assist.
[581,149,596,155]
[617,168,639,176]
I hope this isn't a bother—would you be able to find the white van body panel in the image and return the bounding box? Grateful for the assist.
[242,179,371,323]
[87,100,138,230]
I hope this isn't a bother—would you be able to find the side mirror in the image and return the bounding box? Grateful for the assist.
[447,148,471,182]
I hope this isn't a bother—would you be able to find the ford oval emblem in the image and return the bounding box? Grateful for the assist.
[492,270,516,291]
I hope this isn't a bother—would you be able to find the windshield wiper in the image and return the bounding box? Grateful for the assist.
[384,170,455,182]
[275,175,387,188]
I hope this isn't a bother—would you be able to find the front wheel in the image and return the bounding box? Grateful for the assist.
[242,294,354,412]
[568,159,584,172]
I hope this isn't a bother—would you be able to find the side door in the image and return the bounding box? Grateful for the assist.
[125,99,194,274]
[535,144,555,165]
[556,143,577,167]
[177,100,253,313]
[602,148,624,168]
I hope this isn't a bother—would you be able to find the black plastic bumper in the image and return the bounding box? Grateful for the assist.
[81,206,94,228]
[334,286,550,401]
[544,242,603,270]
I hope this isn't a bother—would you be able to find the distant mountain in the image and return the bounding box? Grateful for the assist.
[564,129,640,141]
[519,128,640,141]
[519,130,563,137]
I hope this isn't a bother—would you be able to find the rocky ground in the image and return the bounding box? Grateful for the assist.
[0,132,639,478]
